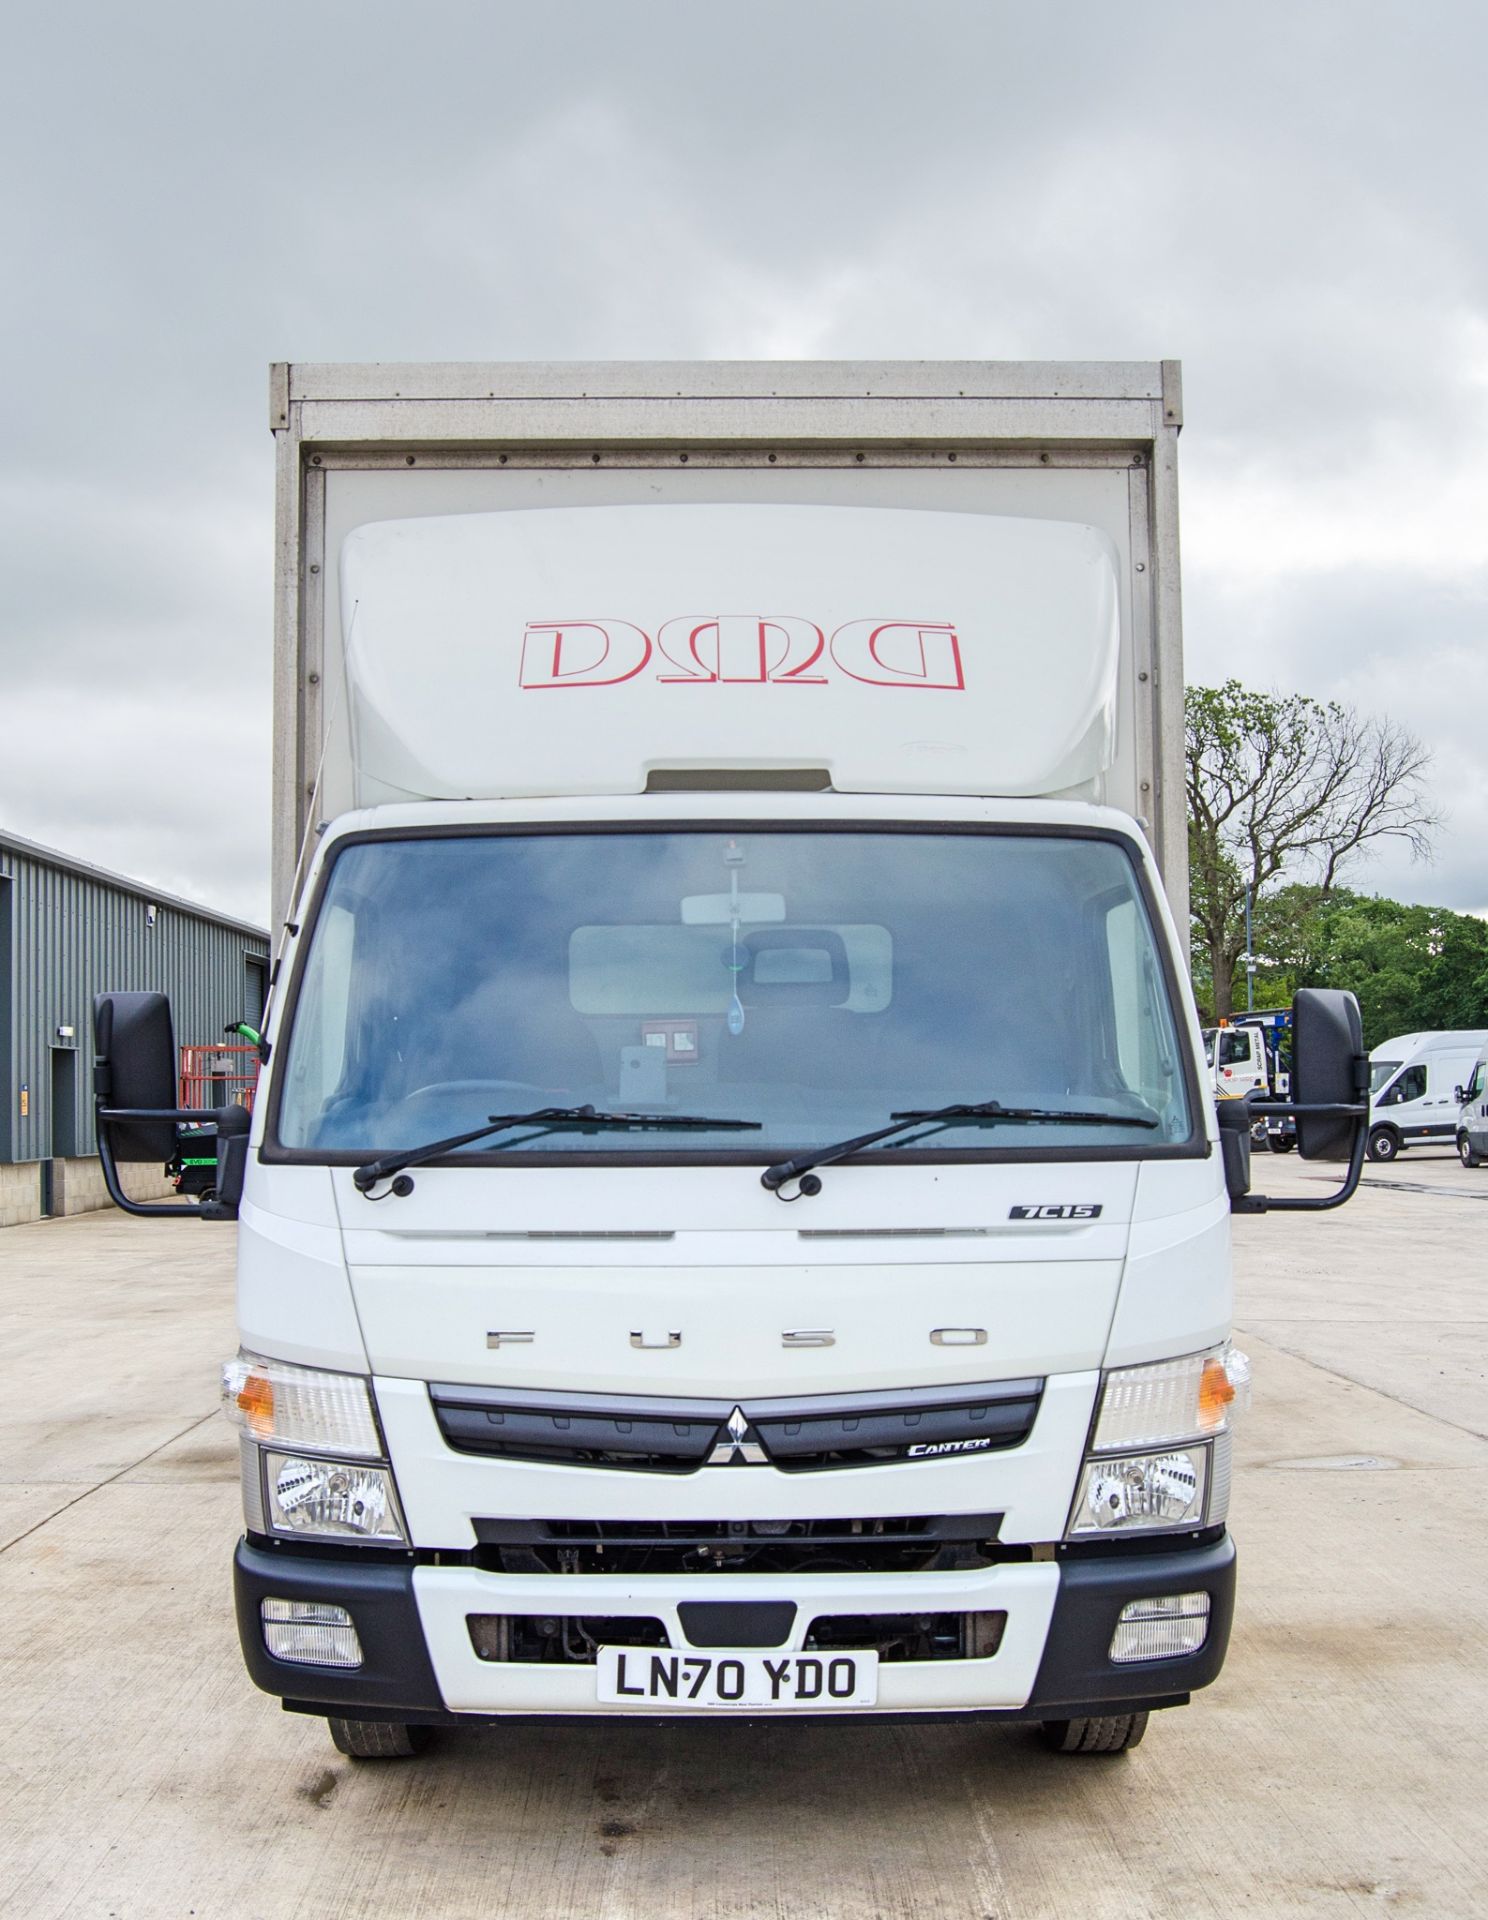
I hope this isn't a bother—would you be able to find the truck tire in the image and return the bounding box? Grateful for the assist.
[1367,1128,1401,1163]
[1040,1712,1148,1754]
[327,1717,431,1759]
[1459,1133,1483,1169]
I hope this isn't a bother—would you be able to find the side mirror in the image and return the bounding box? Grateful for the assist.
[1230,989,1367,1213]
[93,992,179,1162]
[1455,1085,1465,1105]
[93,991,247,1221]
[1292,988,1367,1161]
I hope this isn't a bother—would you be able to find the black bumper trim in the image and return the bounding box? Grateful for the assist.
[234,1539,447,1716]
[280,1701,1192,1729]
[234,1531,1235,1724]
[1028,1533,1236,1711]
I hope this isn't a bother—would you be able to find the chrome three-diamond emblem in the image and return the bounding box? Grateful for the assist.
[707,1405,768,1466]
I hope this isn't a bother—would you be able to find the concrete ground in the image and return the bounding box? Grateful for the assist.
[1,1150,1484,1919]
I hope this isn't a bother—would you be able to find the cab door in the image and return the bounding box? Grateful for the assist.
[1426,1052,1478,1142]
[1237,1028,1267,1097]
[1214,1027,1259,1099]
[1375,1061,1428,1140]
[1466,1060,1488,1156]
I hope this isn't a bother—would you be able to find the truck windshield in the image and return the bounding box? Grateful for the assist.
[273,829,1195,1160]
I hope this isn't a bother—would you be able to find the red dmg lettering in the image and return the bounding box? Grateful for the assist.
[519,620,652,689]
[829,621,964,690]
[519,617,963,690]
[656,615,826,684]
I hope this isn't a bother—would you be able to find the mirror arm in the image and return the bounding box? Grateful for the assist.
[1234,1100,1369,1214]
[96,1105,243,1221]
[202,1103,251,1221]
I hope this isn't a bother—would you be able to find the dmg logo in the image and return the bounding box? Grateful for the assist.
[519,617,965,691]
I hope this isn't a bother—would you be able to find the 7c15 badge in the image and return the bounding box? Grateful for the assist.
[1009,1204,1103,1220]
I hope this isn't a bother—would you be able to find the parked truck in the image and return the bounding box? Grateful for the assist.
[1203,1011,1295,1151]
[92,362,1370,1760]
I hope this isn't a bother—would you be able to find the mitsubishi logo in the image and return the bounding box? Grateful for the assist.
[707,1405,769,1466]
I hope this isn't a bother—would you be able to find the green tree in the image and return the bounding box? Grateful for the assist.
[1202,885,1488,1046]
[1186,682,1439,1016]
[1298,895,1488,1045]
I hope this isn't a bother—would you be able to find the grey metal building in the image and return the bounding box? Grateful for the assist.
[0,828,270,1226]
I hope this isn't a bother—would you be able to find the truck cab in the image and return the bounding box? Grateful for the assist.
[1203,1014,1293,1150]
[1204,1024,1269,1101]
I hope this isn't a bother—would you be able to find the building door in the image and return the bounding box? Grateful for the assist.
[43,1047,78,1216]
[51,1048,78,1160]
[245,954,267,1026]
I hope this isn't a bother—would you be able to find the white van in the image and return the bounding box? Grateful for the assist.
[1454,1053,1488,1168]
[1368,1031,1488,1161]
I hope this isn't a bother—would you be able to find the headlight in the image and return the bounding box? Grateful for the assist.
[221,1352,382,1457]
[1091,1345,1250,1452]
[263,1451,407,1543]
[222,1351,407,1544]
[1070,1447,1207,1534]
[1064,1345,1249,1539]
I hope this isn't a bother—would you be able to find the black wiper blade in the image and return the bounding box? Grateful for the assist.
[354,1105,760,1193]
[760,1099,1156,1198]
[890,1101,1159,1130]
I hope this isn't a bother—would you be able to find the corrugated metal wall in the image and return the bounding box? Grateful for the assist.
[0,843,270,1164]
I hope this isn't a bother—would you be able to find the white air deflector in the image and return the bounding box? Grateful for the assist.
[338,503,1123,807]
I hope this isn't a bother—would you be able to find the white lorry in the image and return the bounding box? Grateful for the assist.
[92,362,1369,1760]
[1203,1012,1295,1151]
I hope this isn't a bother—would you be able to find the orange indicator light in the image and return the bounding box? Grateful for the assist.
[237,1371,275,1436]
[1197,1358,1235,1430]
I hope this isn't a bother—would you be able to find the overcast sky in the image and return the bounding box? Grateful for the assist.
[2,1,1484,930]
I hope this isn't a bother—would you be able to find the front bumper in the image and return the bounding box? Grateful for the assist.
[234,1531,1236,1724]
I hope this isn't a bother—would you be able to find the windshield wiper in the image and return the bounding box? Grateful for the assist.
[354,1105,761,1195]
[760,1100,1158,1199]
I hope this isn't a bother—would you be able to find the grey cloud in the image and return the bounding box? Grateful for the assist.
[2,0,1485,926]
[1185,565,1488,911]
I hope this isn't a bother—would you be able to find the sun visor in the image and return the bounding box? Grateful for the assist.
[338,503,1122,805]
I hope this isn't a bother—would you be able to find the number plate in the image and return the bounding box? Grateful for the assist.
[596,1645,879,1709]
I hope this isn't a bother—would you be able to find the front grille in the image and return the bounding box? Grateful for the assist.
[464,1609,1006,1664]
[434,1399,717,1473]
[431,1378,1043,1475]
[468,1614,669,1664]
[805,1610,1007,1661]
[753,1390,1041,1471]
[471,1513,1002,1575]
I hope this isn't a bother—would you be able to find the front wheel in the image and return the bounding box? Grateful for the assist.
[328,1717,431,1759]
[1459,1133,1483,1169]
[1367,1128,1401,1163]
[1040,1712,1148,1755]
